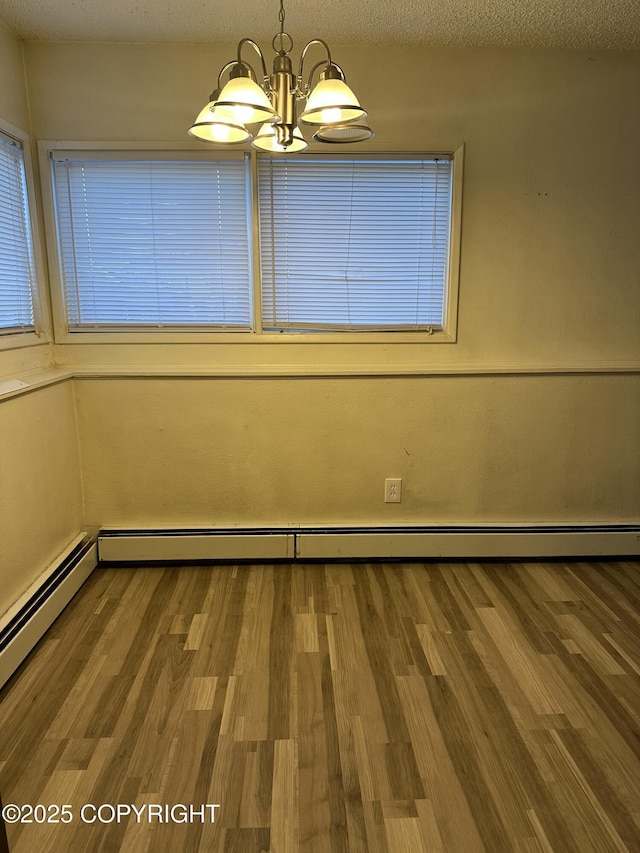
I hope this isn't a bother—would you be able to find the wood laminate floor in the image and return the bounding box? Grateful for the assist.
[0,561,639,852]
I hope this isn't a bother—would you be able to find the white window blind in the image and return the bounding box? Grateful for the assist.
[257,156,453,331]
[0,131,36,333]
[52,156,252,329]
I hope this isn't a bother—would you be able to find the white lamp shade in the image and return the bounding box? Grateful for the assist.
[251,124,308,153]
[299,78,366,126]
[188,102,251,143]
[314,123,375,144]
[215,77,276,125]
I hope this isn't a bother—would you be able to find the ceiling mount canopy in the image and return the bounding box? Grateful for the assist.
[188,0,373,152]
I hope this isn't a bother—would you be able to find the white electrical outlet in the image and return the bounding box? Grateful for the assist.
[384,478,402,503]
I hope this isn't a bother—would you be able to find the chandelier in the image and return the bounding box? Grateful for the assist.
[188,0,373,152]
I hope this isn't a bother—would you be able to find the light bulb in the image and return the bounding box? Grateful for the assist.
[321,107,342,124]
[209,123,232,142]
[235,105,256,124]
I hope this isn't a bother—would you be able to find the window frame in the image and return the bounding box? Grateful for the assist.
[0,119,48,352]
[39,141,463,346]
[255,152,459,335]
[50,149,254,332]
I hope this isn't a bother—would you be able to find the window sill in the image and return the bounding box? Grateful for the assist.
[51,328,457,345]
[0,332,50,352]
[0,367,73,402]
[66,361,640,378]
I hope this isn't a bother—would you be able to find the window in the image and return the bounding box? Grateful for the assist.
[258,156,452,331]
[0,129,37,334]
[47,148,461,339]
[52,154,252,330]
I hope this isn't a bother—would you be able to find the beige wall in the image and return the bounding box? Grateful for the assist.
[0,383,84,609]
[1,39,638,537]
[74,374,640,529]
[0,25,83,617]
[0,20,28,129]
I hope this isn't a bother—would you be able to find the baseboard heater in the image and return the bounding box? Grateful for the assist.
[0,536,97,690]
[97,524,640,563]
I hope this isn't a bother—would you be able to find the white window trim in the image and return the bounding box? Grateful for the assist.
[0,118,50,352]
[38,140,463,346]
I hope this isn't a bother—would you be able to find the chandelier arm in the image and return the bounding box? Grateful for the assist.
[236,38,269,81]
[298,39,333,82]
[215,60,239,91]
[302,59,346,96]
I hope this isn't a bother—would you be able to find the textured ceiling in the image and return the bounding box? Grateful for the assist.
[0,0,639,49]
